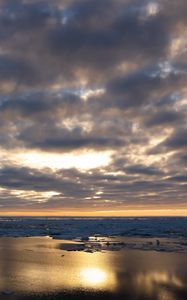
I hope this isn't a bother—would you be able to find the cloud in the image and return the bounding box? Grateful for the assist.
[125,164,164,176]
[0,55,39,86]
[0,164,186,212]
[164,129,187,149]
[0,90,81,118]
[0,0,186,213]
[168,175,187,182]
[151,129,187,154]
[144,110,184,127]
[17,123,124,151]
[105,62,187,109]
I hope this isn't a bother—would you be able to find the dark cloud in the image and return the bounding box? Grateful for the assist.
[105,63,187,109]
[32,136,123,151]
[0,0,177,88]
[0,0,60,37]
[46,0,172,84]
[17,124,124,151]
[0,91,81,118]
[164,130,187,149]
[150,129,187,154]
[0,166,58,191]
[168,175,187,182]
[0,166,91,198]
[144,110,184,127]
[0,0,184,87]
[181,154,187,162]
[0,165,186,211]
[0,55,39,85]
[125,164,164,176]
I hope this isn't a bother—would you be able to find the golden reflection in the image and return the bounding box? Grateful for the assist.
[136,271,184,297]
[80,268,107,286]
[158,289,175,300]
[0,237,186,299]
[0,237,116,293]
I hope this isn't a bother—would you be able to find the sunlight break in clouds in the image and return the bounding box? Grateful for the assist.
[16,150,113,171]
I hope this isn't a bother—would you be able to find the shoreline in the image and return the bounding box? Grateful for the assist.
[0,235,187,253]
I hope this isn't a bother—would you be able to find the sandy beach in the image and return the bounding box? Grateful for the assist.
[0,237,186,300]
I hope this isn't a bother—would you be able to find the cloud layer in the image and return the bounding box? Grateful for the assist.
[0,0,186,215]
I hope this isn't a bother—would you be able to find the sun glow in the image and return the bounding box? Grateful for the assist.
[80,268,107,286]
[15,150,113,171]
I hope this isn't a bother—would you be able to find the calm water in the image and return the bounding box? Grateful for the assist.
[0,237,187,299]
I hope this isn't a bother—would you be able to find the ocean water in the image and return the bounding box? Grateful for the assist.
[0,216,187,238]
[0,217,187,252]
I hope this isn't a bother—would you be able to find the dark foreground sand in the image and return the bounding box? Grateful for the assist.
[0,237,187,300]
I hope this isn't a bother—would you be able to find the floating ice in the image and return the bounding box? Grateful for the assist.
[0,217,187,252]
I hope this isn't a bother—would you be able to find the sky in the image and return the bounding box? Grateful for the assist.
[0,0,186,216]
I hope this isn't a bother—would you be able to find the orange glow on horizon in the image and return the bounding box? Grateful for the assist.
[1,209,187,217]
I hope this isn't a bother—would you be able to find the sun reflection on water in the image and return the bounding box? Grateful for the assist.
[80,268,107,286]
[0,237,186,300]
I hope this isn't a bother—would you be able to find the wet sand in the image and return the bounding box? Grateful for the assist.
[0,237,187,299]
